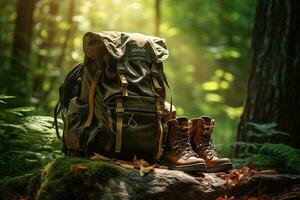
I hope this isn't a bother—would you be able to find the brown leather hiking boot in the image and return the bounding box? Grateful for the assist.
[190,116,233,172]
[161,117,207,172]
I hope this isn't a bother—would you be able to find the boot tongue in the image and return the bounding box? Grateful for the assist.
[201,116,213,123]
[176,117,189,127]
[200,116,215,134]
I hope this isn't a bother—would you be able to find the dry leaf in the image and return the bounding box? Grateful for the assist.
[120,163,135,169]
[71,164,88,173]
[216,172,229,179]
[216,195,236,200]
[90,153,111,161]
[115,160,130,165]
[217,167,278,190]
[156,164,169,169]
[257,169,276,174]
[94,180,103,190]
[13,193,29,200]
[89,152,156,176]
[134,159,150,168]
[139,165,155,176]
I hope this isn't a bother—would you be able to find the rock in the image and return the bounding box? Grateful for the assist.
[0,157,299,200]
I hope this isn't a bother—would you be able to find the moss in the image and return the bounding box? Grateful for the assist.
[35,157,120,200]
[0,171,39,200]
[0,157,120,200]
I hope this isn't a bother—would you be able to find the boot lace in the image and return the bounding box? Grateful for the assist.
[173,124,197,159]
[197,124,219,159]
[196,137,220,160]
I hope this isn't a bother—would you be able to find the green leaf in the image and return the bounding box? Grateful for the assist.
[4,107,36,116]
[0,120,27,133]
[0,100,7,104]
[0,95,15,100]
[248,122,278,132]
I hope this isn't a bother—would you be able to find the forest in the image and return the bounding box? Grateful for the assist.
[0,0,300,199]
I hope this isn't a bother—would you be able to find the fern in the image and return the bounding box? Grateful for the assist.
[0,95,14,105]
[259,143,300,173]
[235,122,300,174]
[247,122,289,137]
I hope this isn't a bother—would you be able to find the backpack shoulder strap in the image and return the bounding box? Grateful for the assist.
[85,69,102,127]
[53,101,62,141]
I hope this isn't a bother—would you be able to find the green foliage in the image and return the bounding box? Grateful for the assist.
[234,122,300,174]
[0,171,40,199]
[0,95,62,178]
[247,122,289,137]
[0,157,120,200]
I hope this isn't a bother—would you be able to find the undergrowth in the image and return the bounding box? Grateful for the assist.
[234,122,300,174]
[0,95,62,178]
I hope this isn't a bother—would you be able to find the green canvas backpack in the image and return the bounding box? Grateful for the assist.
[54,31,172,162]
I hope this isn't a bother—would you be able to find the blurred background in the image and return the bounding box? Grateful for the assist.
[0,0,255,155]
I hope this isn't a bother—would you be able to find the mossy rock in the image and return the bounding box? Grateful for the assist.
[0,157,119,200]
[1,157,300,200]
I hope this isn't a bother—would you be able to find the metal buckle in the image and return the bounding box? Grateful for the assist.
[116,107,124,114]
[156,110,163,116]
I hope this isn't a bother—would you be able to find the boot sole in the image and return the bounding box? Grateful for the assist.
[206,162,233,173]
[159,160,207,172]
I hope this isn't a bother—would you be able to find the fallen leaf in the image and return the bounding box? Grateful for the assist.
[216,172,229,178]
[71,164,88,173]
[156,164,169,169]
[89,152,155,176]
[216,195,236,200]
[94,180,103,190]
[133,159,150,168]
[90,153,111,161]
[13,193,29,200]
[120,164,135,169]
[257,169,276,174]
[139,165,155,176]
[152,163,161,169]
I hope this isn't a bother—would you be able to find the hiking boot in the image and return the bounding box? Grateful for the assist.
[190,116,233,172]
[161,117,207,172]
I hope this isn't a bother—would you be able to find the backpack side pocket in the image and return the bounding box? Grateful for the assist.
[64,97,88,152]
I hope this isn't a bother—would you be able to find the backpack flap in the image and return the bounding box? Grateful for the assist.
[83,31,169,63]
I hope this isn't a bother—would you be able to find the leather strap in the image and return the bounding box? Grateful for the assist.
[115,97,124,153]
[155,99,164,161]
[105,109,115,152]
[117,62,128,96]
[162,70,173,114]
[53,101,62,141]
[85,69,101,127]
[151,64,162,89]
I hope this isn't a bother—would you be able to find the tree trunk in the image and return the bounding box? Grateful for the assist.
[155,0,161,36]
[10,0,37,97]
[237,0,300,148]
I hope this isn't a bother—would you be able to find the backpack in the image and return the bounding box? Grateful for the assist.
[54,31,172,162]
